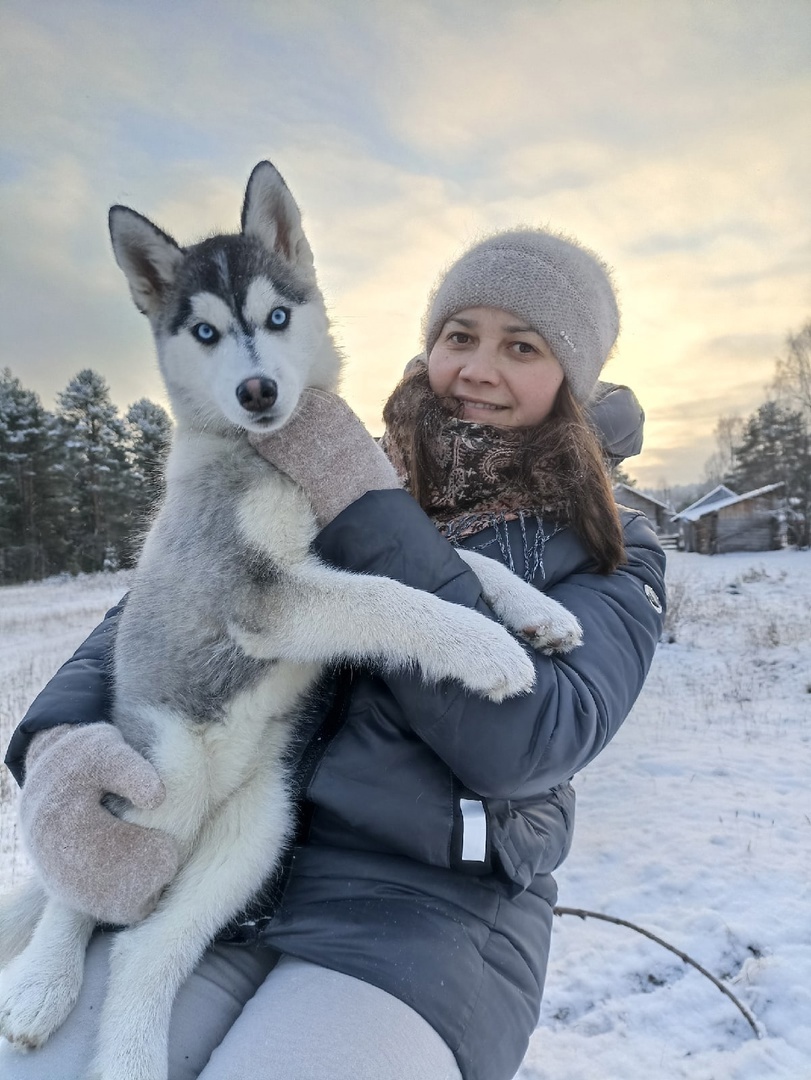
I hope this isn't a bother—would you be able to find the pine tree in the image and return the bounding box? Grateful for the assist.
[729,400,811,546]
[0,368,67,582]
[611,464,636,487]
[124,398,173,557]
[772,322,811,544]
[55,369,132,573]
[730,402,801,491]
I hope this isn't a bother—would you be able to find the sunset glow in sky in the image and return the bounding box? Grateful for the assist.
[1,0,809,485]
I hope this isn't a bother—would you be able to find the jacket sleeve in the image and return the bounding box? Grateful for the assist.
[314,489,666,800]
[4,601,123,785]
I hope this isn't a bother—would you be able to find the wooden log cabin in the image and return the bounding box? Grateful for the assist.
[672,483,785,554]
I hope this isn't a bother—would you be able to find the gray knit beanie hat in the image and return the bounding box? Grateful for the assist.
[423,229,620,402]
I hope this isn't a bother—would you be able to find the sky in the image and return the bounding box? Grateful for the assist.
[1,0,809,487]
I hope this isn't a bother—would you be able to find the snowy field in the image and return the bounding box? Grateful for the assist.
[0,571,132,887]
[524,550,811,1080]
[1,551,810,1078]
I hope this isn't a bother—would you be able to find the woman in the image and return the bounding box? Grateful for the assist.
[2,228,665,1080]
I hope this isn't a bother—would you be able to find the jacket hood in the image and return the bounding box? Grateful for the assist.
[588,380,644,463]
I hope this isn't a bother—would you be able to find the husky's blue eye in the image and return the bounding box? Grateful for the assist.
[192,322,220,345]
[267,307,290,330]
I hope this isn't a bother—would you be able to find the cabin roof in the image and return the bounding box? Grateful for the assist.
[675,482,784,522]
[672,484,738,521]
[613,483,674,512]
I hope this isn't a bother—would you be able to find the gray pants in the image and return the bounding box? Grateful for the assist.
[0,931,462,1080]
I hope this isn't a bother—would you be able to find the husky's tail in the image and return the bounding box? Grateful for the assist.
[0,878,47,969]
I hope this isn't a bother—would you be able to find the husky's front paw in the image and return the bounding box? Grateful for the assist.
[457,550,582,657]
[519,602,583,655]
[478,648,536,703]
[453,618,536,703]
[0,952,82,1049]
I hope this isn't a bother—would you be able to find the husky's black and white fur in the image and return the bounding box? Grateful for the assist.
[0,162,581,1080]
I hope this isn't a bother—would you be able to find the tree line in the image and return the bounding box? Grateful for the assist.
[641,322,811,546]
[703,322,811,546]
[3,326,809,586]
[0,367,172,585]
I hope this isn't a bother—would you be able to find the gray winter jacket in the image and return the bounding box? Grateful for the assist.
[5,487,666,1080]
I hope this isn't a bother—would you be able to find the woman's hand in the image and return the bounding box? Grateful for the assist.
[249,389,401,526]
[21,724,179,926]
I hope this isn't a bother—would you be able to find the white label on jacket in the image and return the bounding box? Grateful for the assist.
[460,799,487,862]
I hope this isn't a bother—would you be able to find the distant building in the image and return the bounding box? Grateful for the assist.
[613,483,675,536]
[671,483,785,554]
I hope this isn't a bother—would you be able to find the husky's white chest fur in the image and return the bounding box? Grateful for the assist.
[114,431,321,861]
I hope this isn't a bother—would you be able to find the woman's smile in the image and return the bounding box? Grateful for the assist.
[455,397,508,419]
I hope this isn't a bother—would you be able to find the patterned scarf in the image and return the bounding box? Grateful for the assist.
[381,362,581,547]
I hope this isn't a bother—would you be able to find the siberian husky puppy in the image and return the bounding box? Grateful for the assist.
[0,162,581,1080]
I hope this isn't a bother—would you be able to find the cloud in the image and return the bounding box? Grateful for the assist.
[359,1,811,162]
[0,0,809,491]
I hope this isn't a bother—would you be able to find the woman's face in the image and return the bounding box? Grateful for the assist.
[427,307,565,428]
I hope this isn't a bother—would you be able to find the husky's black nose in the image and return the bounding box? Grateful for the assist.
[236,377,277,413]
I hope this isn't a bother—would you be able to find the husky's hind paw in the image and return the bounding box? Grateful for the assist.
[0,953,82,1049]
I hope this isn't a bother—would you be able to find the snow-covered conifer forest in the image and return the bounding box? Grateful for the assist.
[0,367,171,584]
[1,550,809,1078]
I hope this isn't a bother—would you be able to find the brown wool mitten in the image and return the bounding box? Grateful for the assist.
[249,389,401,526]
[20,724,179,926]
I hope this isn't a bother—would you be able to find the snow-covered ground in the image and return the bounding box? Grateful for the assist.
[0,571,131,887]
[1,552,809,1078]
[523,550,811,1080]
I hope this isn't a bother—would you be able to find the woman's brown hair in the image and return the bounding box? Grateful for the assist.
[548,381,626,574]
[385,367,626,575]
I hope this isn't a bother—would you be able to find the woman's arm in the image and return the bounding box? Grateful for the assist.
[314,489,665,799]
[250,390,665,800]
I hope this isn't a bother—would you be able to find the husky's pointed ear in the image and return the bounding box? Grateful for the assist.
[241,162,315,278]
[109,206,185,317]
